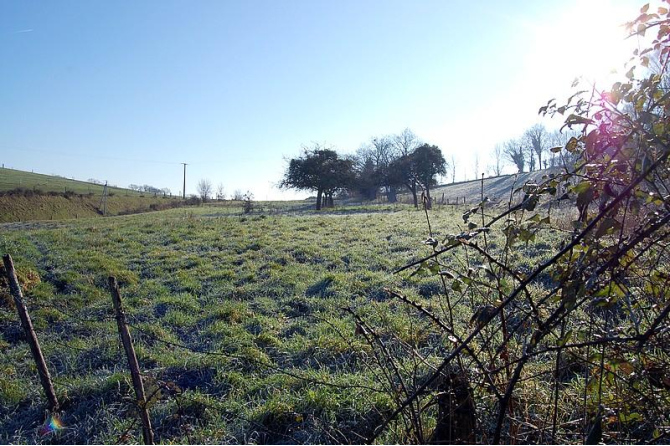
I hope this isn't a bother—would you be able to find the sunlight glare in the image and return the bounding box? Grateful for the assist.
[526,0,638,94]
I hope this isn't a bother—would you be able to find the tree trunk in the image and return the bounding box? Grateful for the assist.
[430,369,476,444]
[316,189,322,210]
[387,186,397,203]
[425,187,432,210]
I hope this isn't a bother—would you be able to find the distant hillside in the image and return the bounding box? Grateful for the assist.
[0,166,142,195]
[0,192,194,223]
[0,167,190,223]
[427,169,560,205]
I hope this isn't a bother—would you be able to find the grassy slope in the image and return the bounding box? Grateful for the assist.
[0,202,566,444]
[0,167,186,223]
[0,167,142,195]
[400,169,560,205]
[0,193,191,223]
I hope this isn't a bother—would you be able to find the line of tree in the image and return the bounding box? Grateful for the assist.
[195,179,229,202]
[281,129,448,210]
[491,124,581,174]
[128,184,171,196]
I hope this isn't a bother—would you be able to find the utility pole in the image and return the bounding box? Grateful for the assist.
[181,163,187,199]
[99,181,108,216]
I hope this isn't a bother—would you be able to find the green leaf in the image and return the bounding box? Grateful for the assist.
[565,137,580,153]
[519,228,536,243]
[571,181,592,195]
[626,66,636,79]
[594,217,620,238]
[413,261,438,278]
[577,188,594,211]
[565,114,595,126]
[558,329,573,347]
[619,412,643,423]
[522,195,539,211]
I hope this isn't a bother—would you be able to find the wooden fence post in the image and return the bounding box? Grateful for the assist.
[108,276,154,445]
[2,254,59,412]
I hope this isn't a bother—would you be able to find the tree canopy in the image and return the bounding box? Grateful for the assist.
[412,143,447,208]
[280,145,353,210]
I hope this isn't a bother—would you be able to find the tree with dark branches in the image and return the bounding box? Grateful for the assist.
[524,123,549,170]
[412,143,447,210]
[281,144,353,210]
[503,139,525,173]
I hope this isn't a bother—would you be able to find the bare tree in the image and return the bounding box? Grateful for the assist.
[549,129,580,169]
[361,136,400,202]
[503,139,525,173]
[393,128,421,156]
[233,189,244,201]
[527,146,536,171]
[450,155,457,183]
[392,128,422,205]
[473,152,480,180]
[524,124,549,170]
[216,183,226,200]
[491,144,504,176]
[197,178,213,202]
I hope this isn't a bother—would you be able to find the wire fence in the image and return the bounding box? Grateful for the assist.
[1,253,387,444]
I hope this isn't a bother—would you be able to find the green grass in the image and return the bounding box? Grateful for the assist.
[0,167,202,223]
[0,202,572,443]
[0,167,141,196]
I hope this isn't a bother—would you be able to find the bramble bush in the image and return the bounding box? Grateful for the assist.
[355,3,670,444]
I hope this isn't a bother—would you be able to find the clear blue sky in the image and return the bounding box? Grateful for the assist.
[1,0,643,199]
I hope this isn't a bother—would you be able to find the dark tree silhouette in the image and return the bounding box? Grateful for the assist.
[389,154,419,208]
[281,145,353,210]
[503,139,525,173]
[525,124,549,171]
[413,143,447,209]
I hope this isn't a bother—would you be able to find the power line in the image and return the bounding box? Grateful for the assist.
[1,147,182,166]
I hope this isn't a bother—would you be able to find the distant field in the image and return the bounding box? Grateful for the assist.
[0,202,568,444]
[430,169,559,204]
[0,167,142,196]
[0,167,189,223]
[390,169,560,207]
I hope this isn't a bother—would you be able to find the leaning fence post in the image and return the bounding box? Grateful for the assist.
[2,254,59,412]
[108,276,154,445]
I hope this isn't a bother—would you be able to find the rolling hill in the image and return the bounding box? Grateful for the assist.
[0,167,185,223]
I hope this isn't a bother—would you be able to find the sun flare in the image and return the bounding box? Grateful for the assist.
[526,0,640,94]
